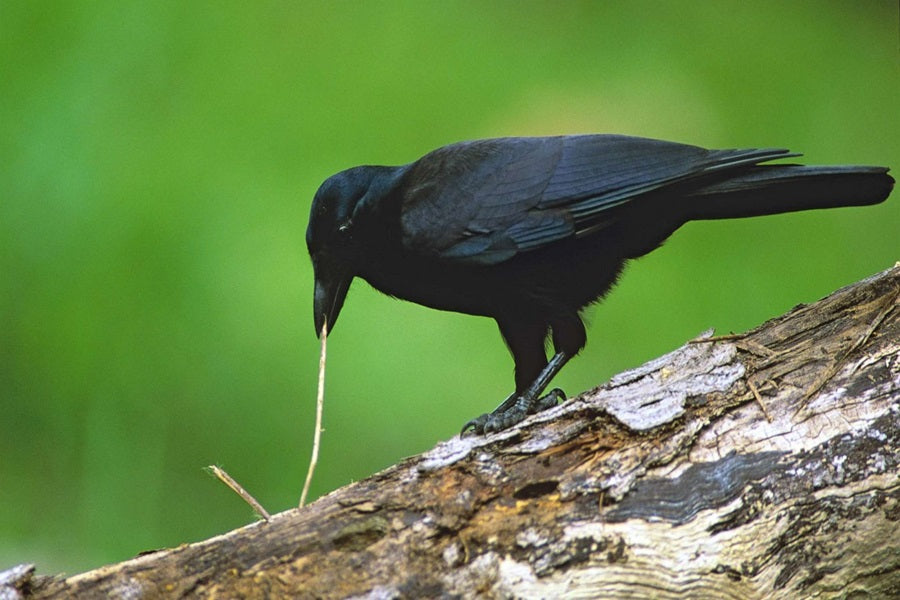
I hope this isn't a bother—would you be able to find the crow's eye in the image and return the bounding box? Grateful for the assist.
[338,221,352,234]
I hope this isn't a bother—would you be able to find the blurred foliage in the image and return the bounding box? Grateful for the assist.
[1,0,897,573]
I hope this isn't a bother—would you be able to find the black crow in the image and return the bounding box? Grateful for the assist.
[306,135,893,434]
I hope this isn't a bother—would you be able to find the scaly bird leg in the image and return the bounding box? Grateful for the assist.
[461,351,569,435]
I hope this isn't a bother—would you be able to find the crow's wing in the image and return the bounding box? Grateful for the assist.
[398,135,792,265]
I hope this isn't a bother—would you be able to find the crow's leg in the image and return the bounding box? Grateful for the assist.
[461,352,569,434]
[461,313,584,435]
[461,317,544,434]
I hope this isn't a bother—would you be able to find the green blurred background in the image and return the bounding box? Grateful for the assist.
[1,0,898,574]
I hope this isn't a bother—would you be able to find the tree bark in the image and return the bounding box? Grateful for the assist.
[8,266,900,599]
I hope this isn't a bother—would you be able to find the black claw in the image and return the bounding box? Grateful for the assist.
[461,413,490,436]
[533,388,566,413]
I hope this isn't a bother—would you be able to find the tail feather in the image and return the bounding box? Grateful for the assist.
[686,165,893,220]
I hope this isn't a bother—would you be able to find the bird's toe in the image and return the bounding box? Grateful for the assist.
[482,406,528,433]
[460,413,490,436]
[533,388,566,412]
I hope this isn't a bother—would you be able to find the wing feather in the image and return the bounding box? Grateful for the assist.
[399,135,793,265]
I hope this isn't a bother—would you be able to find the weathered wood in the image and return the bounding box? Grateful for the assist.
[14,266,900,599]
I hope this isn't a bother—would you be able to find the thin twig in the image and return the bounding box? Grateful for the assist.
[734,339,778,358]
[208,465,271,521]
[747,378,772,422]
[801,284,899,404]
[300,322,328,508]
[846,285,899,357]
[688,332,746,344]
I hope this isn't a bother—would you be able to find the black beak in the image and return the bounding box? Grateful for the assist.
[313,259,352,337]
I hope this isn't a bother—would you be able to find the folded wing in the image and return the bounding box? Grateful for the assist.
[399,135,793,265]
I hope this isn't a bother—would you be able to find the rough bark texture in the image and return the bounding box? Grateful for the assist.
[6,266,900,599]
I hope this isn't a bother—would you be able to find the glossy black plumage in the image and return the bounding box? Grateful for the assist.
[306,135,893,434]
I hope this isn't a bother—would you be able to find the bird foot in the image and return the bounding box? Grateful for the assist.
[461,388,566,435]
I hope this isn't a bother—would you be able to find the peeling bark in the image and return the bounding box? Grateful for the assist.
[11,266,900,599]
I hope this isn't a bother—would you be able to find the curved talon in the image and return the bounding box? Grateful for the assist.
[461,413,490,436]
[533,388,566,413]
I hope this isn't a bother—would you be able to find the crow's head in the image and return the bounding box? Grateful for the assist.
[307,166,401,337]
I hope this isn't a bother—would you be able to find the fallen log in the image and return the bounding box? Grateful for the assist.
[7,265,899,599]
